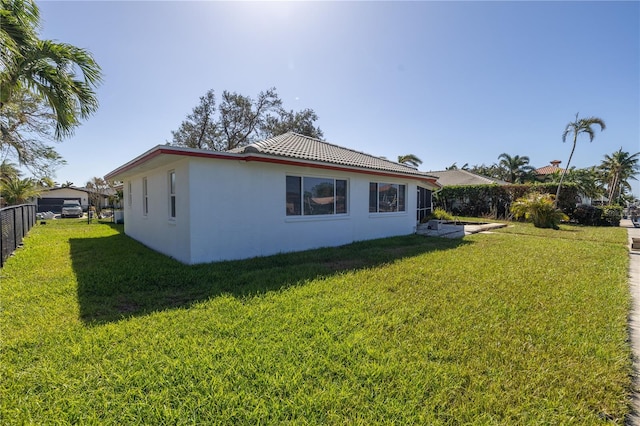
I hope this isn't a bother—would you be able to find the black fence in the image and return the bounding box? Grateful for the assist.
[0,204,36,268]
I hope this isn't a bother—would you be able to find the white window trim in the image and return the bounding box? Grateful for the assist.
[286,175,349,217]
[127,181,132,209]
[142,177,149,216]
[168,170,176,221]
[369,182,407,214]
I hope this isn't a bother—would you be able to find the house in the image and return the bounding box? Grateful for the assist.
[535,160,564,181]
[428,169,507,187]
[428,169,507,217]
[37,186,114,213]
[104,133,440,264]
[37,187,90,213]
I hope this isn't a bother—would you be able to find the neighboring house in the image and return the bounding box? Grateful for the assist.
[105,133,440,264]
[428,169,508,187]
[428,170,508,217]
[38,187,90,213]
[535,160,564,181]
[38,187,113,213]
[535,161,603,205]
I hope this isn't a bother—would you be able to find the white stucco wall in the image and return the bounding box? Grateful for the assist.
[122,158,191,263]
[187,158,420,264]
[121,156,428,264]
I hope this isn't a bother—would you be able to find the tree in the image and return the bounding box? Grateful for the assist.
[599,148,639,205]
[36,175,55,188]
[0,159,21,182]
[262,108,323,140]
[555,113,606,205]
[497,153,535,183]
[85,176,111,212]
[0,0,101,173]
[445,162,469,171]
[218,88,281,150]
[397,154,422,168]
[170,89,218,150]
[0,88,66,173]
[0,176,41,205]
[171,87,322,151]
[469,163,503,180]
[547,166,605,201]
[0,0,39,69]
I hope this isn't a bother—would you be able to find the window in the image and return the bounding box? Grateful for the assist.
[168,171,176,219]
[286,176,347,216]
[142,177,149,216]
[369,183,406,213]
[417,186,432,222]
[127,181,132,209]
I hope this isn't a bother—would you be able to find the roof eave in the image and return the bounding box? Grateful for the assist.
[104,146,440,190]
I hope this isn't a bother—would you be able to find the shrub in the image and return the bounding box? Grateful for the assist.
[572,205,622,227]
[572,205,601,226]
[435,183,578,219]
[420,208,454,223]
[510,193,568,230]
[602,205,622,227]
[431,208,454,221]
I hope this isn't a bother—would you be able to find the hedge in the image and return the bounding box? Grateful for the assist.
[572,204,622,227]
[434,183,579,219]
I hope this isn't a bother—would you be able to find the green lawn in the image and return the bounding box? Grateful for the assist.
[0,219,632,424]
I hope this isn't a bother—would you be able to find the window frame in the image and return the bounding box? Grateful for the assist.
[286,175,348,217]
[369,182,407,214]
[142,177,149,216]
[127,181,132,209]
[168,170,176,220]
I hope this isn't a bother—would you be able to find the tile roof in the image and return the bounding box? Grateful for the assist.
[229,132,436,179]
[428,169,507,186]
[535,165,564,175]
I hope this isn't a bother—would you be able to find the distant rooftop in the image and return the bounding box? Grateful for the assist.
[536,160,564,175]
[428,169,507,186]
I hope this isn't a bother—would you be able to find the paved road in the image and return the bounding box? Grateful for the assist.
[624,219,640,424]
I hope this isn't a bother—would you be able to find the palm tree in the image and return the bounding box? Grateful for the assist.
[0,0,102,139]
[397,154,422,168]
[0,176,41,205]
[497,153,535,183]
[0,0,39,68]
[36,176,55,188]
[555,113,606,205]
[445,162,469,171]
[599,148,639,204]
[548,166,605,201]
[0,159,21,182]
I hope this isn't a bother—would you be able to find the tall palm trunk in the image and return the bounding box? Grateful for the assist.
[607,172,619,203]
[554,134,577,207]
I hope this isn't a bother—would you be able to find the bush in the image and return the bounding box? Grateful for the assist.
[572,205,622,227]
[431,208,454,221]
[435,183,578,219]
[510,193,568,230]
[602,205,622,227]
[420,208,454,223]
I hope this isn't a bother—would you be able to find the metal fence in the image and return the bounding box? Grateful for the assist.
[0,204,36,268]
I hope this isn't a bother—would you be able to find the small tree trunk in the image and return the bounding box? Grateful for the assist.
[554,136,578,208]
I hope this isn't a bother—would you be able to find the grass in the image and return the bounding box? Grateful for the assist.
[0,218,632,424]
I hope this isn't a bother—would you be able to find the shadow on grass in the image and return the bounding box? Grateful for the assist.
[70,227,470,325]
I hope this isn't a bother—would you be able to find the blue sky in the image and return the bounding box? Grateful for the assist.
[35,1,639,195]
